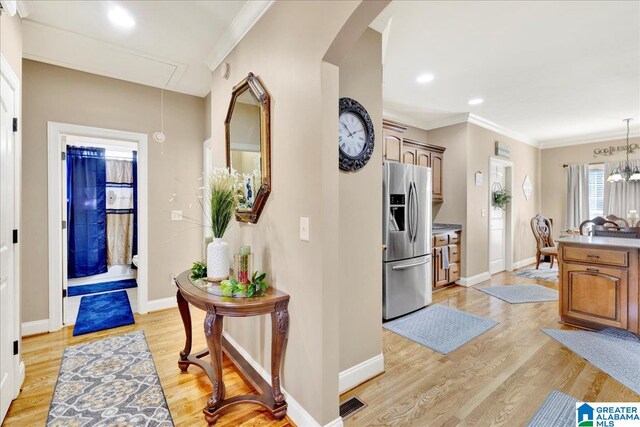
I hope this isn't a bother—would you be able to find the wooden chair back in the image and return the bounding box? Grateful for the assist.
[605,214,629,227]
[579,216,619,235]
[531,214,555,249]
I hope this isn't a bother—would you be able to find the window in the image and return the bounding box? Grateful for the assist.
[588,163,604,218]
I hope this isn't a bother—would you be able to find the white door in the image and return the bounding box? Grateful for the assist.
[0,68,17,422]
[489,163,506,274]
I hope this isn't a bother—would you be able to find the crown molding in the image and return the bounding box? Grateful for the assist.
[539,128,640,149]
[205,0,274,71]
[382,111,469,132]
[467,114,539,147]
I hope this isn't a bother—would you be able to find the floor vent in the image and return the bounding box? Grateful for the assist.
[339,396,367,420]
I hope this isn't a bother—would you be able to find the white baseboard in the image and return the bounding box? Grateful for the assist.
[21,319,50,336]
[339,353,384,394]
[456,271,491,287]
[223,331,342,427]
[512,257,536,270]
[147,296,177,312]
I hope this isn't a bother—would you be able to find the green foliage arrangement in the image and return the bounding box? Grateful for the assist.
[220,271,269,298]
[209,168,241,238]
[492,189,512,210]
[190,261,207,280]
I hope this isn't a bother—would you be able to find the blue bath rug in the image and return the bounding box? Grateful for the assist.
[68,278,137,297]
[73,291,135,336]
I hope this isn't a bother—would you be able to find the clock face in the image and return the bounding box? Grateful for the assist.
[339,112,367,158]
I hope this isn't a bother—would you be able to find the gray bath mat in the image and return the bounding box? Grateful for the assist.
[47,331,174,426]
[516,265,559,282]
[527,390,577,427]
[542,327,640,394]
[383,304,498,354]
[476,284,558,304]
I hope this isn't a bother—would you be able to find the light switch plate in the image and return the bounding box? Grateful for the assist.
[171,210,183,221]
[481,208,486,217]
[300,217,310,241]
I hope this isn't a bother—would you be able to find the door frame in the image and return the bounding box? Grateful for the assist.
[47,122,149,332]
[488,156,514,273]
[1,53,24,400]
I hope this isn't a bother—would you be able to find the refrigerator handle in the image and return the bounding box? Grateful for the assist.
[407,180,414,242]
[391,258,430,270]
[412,182,418,243]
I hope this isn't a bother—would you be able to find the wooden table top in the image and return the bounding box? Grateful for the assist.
[175,270,289,315]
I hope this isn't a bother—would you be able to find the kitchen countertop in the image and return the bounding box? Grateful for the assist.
[557,235,640,249]
[432,223,462,235]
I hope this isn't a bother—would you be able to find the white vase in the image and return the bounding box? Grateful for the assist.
[207,238,229,281]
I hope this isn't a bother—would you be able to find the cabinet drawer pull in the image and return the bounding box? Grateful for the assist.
[586,254,600,259]
[586,267,600,272]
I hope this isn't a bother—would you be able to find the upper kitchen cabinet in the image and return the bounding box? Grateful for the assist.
[382,119,446,203]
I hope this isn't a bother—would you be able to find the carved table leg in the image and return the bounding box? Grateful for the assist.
[271,300,289,414]
[177,289,192,372]
[204,307,224,413]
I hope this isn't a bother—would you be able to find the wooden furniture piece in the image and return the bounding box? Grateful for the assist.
[175,271,290,425]
[383,119,446,202]
[605,214,629,227]
[558,236,639,333]
[530,214,558,269]
[578,216,619,235]
[432,230,461,290]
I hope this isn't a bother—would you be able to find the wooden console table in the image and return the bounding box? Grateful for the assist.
[174,270,290,425]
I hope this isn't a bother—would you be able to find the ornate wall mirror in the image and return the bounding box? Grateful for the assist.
[225,73,271,223]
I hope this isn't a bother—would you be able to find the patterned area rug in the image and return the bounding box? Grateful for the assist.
[542,327,640,395]
[383,304,498,354]
[476,284,558,304]
[47,331,174,426]
[515,263,559,282]
[527,390,577,427]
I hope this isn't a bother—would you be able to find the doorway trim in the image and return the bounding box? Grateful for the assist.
[47,122,149,332]
[488,156,514,273]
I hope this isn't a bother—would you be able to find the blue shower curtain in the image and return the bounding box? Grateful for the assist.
[67,147,108,278]
[131,150,138,268]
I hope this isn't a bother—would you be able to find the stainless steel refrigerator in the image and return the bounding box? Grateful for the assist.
[383,161,432,320]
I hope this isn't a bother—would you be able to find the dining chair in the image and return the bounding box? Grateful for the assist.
[605,214,629,227]
[530,214,558,269]
[592,228,639,238]
[579,216,619,235]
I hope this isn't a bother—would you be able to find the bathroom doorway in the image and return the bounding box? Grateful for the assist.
[47,123,148,333]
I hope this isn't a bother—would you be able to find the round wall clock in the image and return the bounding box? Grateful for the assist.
[339,97,375,171]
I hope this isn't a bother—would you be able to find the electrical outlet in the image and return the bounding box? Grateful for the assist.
[481,208,486,217]
[300,217,310,241]
[171,210,183,221]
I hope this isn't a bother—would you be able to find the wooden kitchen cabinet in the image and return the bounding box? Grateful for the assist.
[383,119,446,203]
[561,263,628,330]
[432,230,462,290]
[558,239,639,334]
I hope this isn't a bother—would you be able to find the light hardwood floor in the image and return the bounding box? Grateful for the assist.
[5,303,294,427]
[6,268,639,426]
[342,268,640,426]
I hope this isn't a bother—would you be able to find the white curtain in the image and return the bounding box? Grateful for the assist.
[106,159,134,266]
[565,164,589,229]
[604,159,640,220]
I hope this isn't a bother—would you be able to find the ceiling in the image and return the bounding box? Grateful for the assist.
[379,1,640,147]
[21,1,272,97]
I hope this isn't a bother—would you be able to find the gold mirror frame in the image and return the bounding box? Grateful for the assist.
[225,72,271,224]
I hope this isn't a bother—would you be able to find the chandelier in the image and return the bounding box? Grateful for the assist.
[606,119,640,183]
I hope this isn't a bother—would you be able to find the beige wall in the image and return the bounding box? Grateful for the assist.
[541,136,640,237]
[204,92,211,140]
[1,12,22,78]
[22,60,205,322]
[466,123,541,277]
[338,28,382,372]
[208,1,377,424]
[403,122,430,143]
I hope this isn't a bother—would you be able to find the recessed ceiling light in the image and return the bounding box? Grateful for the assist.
[109,6,135,28]
[468,98,484,105]
[416,73,434,84]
